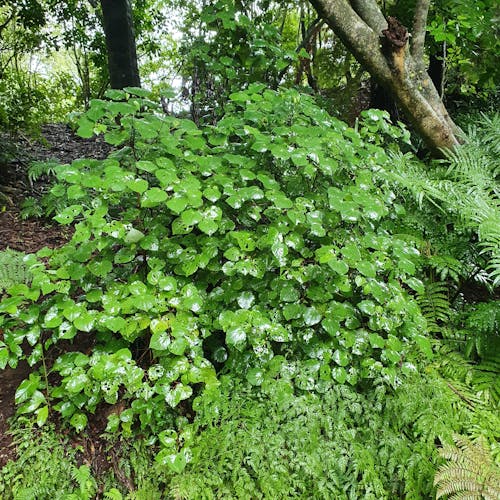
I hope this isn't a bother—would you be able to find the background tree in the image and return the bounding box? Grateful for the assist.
[99,0,141,89]
[308,0,461,153]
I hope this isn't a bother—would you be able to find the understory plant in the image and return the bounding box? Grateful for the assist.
[0,86,433,469]
[161,373,467,499]
[375,111,500,494]
[0,419,97,499]
[0,372,471,499]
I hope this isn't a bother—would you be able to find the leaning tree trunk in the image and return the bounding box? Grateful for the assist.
[308,0,462,154]
[100,0,141,89]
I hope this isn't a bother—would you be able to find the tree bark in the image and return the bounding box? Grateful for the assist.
[308,0,461,154]
[411,0,431,72]
[99,0,141,89]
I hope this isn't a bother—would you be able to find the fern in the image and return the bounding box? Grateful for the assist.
[27,159,60,183]
[463,301,500,361]
[0,248,32,292]
[382,114,500,286]
[417,281,452,333]
[436,347,500,406]
[477,113,500,158]
[104,489,123,500]
[434,435,500,500]
[428,255,467,283]
[20,196,44,218]
[434,343,500,467]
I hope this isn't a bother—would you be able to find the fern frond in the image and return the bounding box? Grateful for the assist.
[428,255,467,283]
[478,113,500,157]
[417,281,451,333]
[436,344,500,406]
[0,248,32,292]
[435,435,500,500]
[27,159,60,182]
[383,119,500,287]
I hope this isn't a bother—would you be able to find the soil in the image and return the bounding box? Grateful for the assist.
[0,124,112,469]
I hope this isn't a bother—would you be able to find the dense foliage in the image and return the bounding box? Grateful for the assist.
[1,87,429,432]
[0,0,499,498]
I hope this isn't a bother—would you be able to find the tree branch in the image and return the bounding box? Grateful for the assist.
[350,0,387,34]
[0,10,16,37]
[278,17,325,82]
[308,0,392,83]
[411,0,431,70]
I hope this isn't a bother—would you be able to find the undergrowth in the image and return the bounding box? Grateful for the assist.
[0,371,472,499]
[0,90,498,498]
[0,249,33,294]
[0,419,96,499]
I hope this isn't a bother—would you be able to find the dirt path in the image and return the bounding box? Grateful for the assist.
[0,123,111,467]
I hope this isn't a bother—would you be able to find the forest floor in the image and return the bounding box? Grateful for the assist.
[0,125,112,469]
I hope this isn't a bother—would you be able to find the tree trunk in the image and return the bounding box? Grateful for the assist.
[308,0,462,154]
[99,0,140,89]
[428,44,446,98]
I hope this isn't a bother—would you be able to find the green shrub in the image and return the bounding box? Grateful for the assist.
[0,86,432,470]
[0,67,76,133]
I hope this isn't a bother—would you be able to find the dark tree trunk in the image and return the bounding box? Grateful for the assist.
[369,78,399,122]
[428,45,446,98]
[100,0,140,89]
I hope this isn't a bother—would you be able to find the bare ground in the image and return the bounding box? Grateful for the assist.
[0,124,111,468]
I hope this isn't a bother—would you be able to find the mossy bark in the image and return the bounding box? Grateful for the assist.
[308,0,462,154]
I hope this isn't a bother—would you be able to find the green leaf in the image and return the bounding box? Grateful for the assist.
[54,205,82,224]
[150,331,171,351]
[155,168,178,187]
[358,300,377,315]
[164,384,193,408]
[280,284,300,302]
[136,160,157,173]
[18,390,46,414]
[127,178,149,193]
[0,348,9,370]
[332,366,347,383]
[102,316,126,333]
[70,412,88,432]
[247,367,265,386]
[332,349,349,367]
[226,326,246,349]
[15,374,40,403]
[327,259,349,275]
[369,333,385,349]
[415,335,433,358]
[283,304,304,320]
[124,228,145,244]
[141,188,168,207]
[198,219,218,235]
[166,195,188,214]
[124,86,152,98]
[169,337,188,355]
[303,307,322,326]
[35,405,49,426]
[322,318,340,337]
[104,89,127,100]
[358,261,376,278]
[76,116,95,138]
[181,209,202,226]
[88,259,112,277]
[74,313,95,332]
[65,373,89,393]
